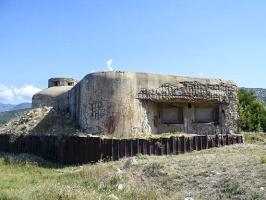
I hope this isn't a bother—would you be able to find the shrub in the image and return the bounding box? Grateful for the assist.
[238,89,266,132]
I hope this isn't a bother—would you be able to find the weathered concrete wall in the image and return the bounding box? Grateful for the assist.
[69,71,238,137]
[32,86,72,110]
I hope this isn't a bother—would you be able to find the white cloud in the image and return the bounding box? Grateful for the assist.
[106,59,114,71]
[199,72,204,76]
[0,85,41,104]
[0,85,14,103]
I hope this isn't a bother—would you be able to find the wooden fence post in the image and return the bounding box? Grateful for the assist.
[180,136,185,153]
[162,138,168,155]
[119,139,126,159]
[169,137,175,155]
[0,134,243,164]
[192,136,197,151]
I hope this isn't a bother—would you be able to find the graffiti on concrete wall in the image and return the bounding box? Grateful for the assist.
[90,101,106,120]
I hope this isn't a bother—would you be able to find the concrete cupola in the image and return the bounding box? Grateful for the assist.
[48,78,78,88]
[32,77,79,110]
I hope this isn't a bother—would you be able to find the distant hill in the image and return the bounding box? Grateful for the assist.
[0,102,31,126]
[9,103,32,111]
[243,88,266,104]
[0,102,31,112]
[0,109,29,126]
[0,103,15,112]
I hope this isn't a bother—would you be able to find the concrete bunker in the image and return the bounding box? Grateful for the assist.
[33,71,238,137]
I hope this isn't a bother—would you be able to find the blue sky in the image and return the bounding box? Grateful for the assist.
[0,0,266,104]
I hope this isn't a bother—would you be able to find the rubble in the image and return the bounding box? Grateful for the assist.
[0,107,79,136]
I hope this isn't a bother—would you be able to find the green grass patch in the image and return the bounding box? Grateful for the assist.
[221,180,246,196]
[260,156,266,164]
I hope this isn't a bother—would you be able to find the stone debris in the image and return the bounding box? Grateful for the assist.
[123,158,137,169]
[115,168,124,176]
[0,107,79,136]
[117,183,125,190]
[108,194,119,200]
[100,168,125,188]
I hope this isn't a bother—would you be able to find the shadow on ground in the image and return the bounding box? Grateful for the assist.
[0,151,72,169]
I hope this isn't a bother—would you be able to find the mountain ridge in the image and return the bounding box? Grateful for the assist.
[0,103,32,112]
[242,87,266,103]
[0,103,15,112]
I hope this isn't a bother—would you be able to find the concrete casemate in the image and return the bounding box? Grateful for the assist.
[33,71,238,137]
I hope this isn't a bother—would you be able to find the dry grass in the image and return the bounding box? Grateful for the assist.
[101,132,199,139]
[127,143,266,199]
[243,132,266,145]
[0,133,265,200]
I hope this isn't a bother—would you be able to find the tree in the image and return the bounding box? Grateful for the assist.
[238,89,266,132]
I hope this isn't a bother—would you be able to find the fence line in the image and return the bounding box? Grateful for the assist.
[0,134,243,164]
